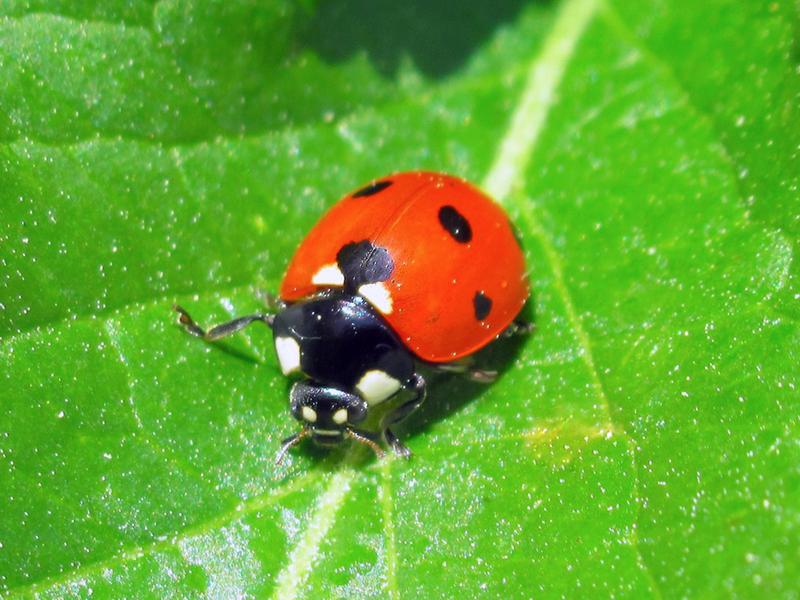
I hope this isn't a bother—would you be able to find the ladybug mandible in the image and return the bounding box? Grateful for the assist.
[174,171,530,462]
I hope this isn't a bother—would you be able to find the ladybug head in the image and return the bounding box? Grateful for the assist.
[289,381,368,447]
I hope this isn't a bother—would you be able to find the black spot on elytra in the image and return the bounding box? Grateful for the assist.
[473,291,492,321]
[337,240,394,290]
[438,205,472,243]
[352,180,393,198]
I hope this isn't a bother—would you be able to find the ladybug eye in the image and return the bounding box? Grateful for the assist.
[347,401,368,424]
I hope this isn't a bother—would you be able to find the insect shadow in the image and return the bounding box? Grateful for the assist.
[299,0,546,79]
[279,300,536,467]
[396,301,535,444]
[173,298,536,465]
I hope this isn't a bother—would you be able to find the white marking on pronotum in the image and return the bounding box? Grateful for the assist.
[273,470,355,600]
[301,406,317,423]
[311,263,345,286]
[332,408,348,425]
[275,336,301,375]
[483,0,600,201]
[358,282,393,314]
[356,370,402,406]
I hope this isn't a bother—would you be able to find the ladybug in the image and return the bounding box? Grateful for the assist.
[174,171,530,462]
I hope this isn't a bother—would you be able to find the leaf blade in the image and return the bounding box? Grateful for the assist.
[2,0,798,597]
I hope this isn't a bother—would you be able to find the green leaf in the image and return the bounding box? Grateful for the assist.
[1,0,798,597]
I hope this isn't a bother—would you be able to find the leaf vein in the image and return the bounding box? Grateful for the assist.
[5,470,321,598]
[102,319,216,490]
[0,11,151,33]
[379,461,399,600]
[272,469,356,600]
[480,0,661,592]
[483,0,600,200]
[524,208,662,598]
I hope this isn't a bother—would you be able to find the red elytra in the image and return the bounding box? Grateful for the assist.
[280,171,529,363]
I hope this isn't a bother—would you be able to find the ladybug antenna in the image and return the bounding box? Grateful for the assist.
[346,429,386,459]
[275,428,310,466]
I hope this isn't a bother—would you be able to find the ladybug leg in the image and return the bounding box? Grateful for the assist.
[256,290,287,312]
[381,374,426,459]
[274,428,310,466]
[345,429,386,459]
[173,304,274,341]
[467,369,498,383]
[431,361,498,384]
[501,318,534,338]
